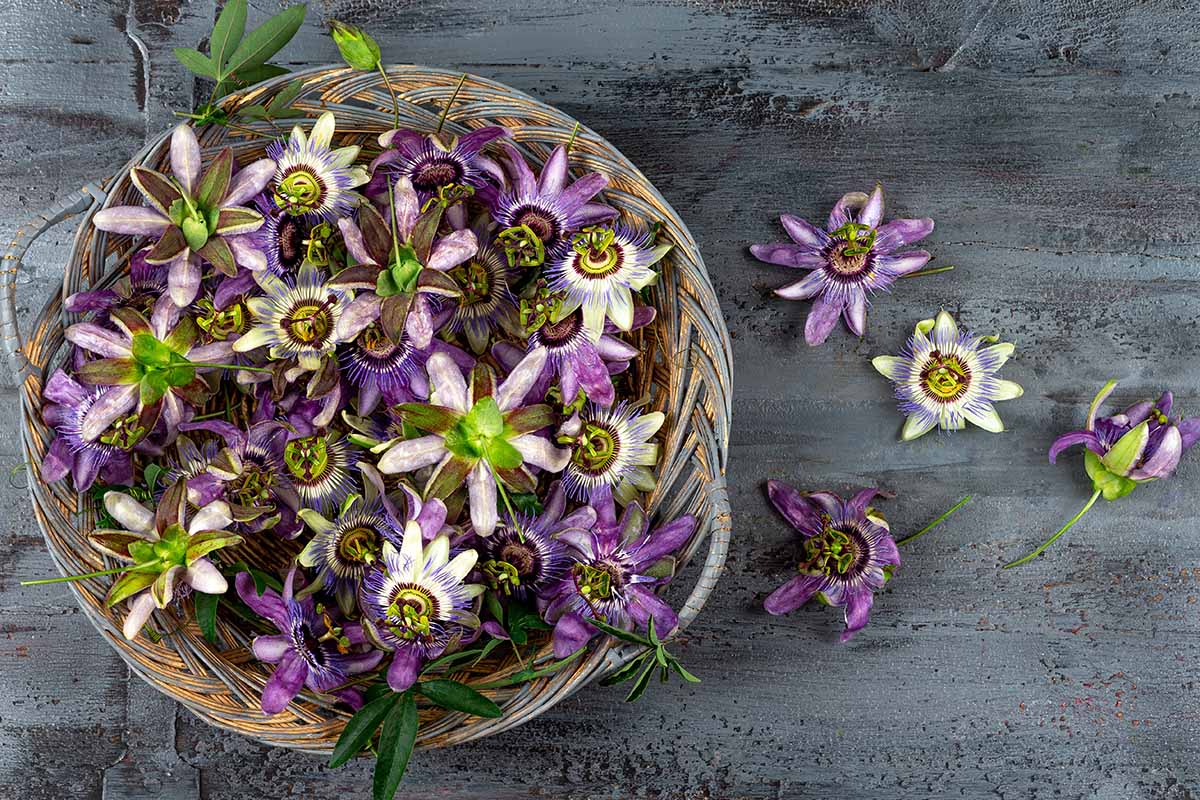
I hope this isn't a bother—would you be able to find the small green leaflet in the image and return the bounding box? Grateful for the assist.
[173,1,306,100]
[194,591,219,644]
[329,691,395,769]
[417,680,502,718]
[373,691,418,800]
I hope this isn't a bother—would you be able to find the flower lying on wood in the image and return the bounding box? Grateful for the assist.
[1006,381,1200,567]
[872,310,1023,441]
[93,123,273,306]
[751,185,935,345]
[762,481,899,642]
[86,481,241,639]
[238,566,383,713]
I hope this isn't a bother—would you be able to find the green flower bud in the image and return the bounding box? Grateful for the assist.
[329,20,381,71]
[181,216,210,252]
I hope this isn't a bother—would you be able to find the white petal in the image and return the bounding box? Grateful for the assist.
[964,402,1005,433]
[495,347,547,412]
[872,355,906,381]
[607,287,635,332]
[400,520,424,567]
[377,436,448,474]
[467,463,498,537]
[511,434,571,472]
[188,501,233,534]
[426,352,469,414]
[423,534,449,568]
[105,492,155,534]
[932,309,958,342]
[901,414,938,441]
[990,379,1024,401]
[310,112,336,150]
[445,549,478,582]
[122,592,157,640]
[186,559,228,594]
[984,342,1015,369]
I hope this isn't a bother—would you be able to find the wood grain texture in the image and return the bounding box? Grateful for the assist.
[1,0,1199,797]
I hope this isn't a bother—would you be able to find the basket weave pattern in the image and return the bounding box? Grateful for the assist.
[3,65,732,751]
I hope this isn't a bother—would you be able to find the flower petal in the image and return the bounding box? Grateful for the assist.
[964,402,1005,433]
[551,611,594,658]
[1048,430,1103,463]
[779,214,829,249]
[774,270,825,300]
[426,229,478,273]
[261,651,308,714]
[224,159,276,207]
[511,433,571,472]
[105,492,155,533]
[386,648,422,693]
[377,435,448,473]
[843,291,867,337]
[763,574,823,615]
[875,250,931,276]
[766,480,820,533]
[468,462,498,537]
[873,217,934,253]
[804,297,842,346]
[858,184,885,229]
[990,379,1024,401]
[122,592,158,640]
[901,412,938,441]
[495,347,547,412]
[840,589,874,642]
[81,385,139,441]
[65,322,133,358]
[252,634,292,664]
[171,124,202,195]
[93,206,172,236]
[750,243,825,269]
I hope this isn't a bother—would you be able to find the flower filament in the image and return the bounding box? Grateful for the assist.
[275,168,325,216]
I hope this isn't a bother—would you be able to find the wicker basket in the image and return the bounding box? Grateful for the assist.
[1,65,732,751]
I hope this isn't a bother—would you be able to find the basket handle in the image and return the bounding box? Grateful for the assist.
[1,182,107,382]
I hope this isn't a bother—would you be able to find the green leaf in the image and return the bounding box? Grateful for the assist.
[483,438,523,470]
[144,463,166,491]
[1101,420,1148,477]
[585,616,650,647]
[417,680,502,718]
[668,658,701,684]
[465,396,504,438]
[174,47,216,78]
[222,3,307,81]
[330,692,395,769]
[185,531,243,565]
[600,654,649,686]
[509,493,543,516]
[228,62,289,87]
[473,650,585,690]
[266,79,304,113]
[373,691,418,800]
[624,659,656,702]
[210,0,248,73]
[375,269,401,298]
[105,569,159,608]
[195,591,219,644]
[397,403,460,435]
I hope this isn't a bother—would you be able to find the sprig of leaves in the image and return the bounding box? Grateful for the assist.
[329,679,501,799]
[173,0,307,126]
[589,617,700,702]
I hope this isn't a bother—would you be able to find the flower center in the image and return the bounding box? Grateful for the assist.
[97,412,147,450]
[801,521,866,578]
[337,525,381,565]
[195,298,251,341]
[411,157,463,192]
[386,586,438,640]
[497,224,546,268]
[298,624,330,667]
[276,216,307,270]
[275,168,326,216]
[228,463,276,507]
[514,207,558,244]
[284,435,330,483]
[536,309,583,347]
[481,558,523,595]
[357,323,398,359]
[571,227,621,278]
[573,561,617,600]
[570,423,620,475]
[450,259,494,307]
[283,296,336,346]
[920,351,971,401]
[826,222,876,278]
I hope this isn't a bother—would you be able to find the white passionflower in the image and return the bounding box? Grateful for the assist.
[234,262,351,371]
[549,223,669,340]
[872,309,1023,441]
[268,111,368,221]
[560,401,664,504]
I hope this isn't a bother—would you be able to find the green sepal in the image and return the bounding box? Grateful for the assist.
[483,438,522,470]
[1101,420,1148,477]
[105,569,158,608]
[185,531,244,566]
[76,357,142,386]
[1085,450,1138,500]
[464,396,504,438]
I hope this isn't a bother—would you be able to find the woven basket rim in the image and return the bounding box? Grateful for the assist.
[8,63,733,751]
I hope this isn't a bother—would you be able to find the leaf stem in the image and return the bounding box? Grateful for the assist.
[435,74,468,135]
[565,121,581,153]
[376,61,400,129]
[486,458,525,540]
[1003,489,1102,569]
[189,361,274,374]
[22,560,161,587]
[898,264,956,280]
[896,495,972,546]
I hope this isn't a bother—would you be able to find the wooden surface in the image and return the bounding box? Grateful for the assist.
[1,1,1198,797]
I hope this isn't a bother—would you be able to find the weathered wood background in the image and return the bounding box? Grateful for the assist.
[2,0,1199,797]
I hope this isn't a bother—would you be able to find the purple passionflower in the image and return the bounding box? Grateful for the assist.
[334,177,473,349]
[92,123,273,306]
[40,369,139,491]
[251,194,314,277]
[543,493,695,658]
[340,316,474,415]
[762,481,900,642]
[376,348,571,537]
[371,126,508,203]
[494,305,654,408]
[750,185,934,345]
[1007,381,1200,568]
[65,247,167,317]
[446,241,520,354]
[488,143,618,261]
[237,567,383,714]
[477,481,585,601]
[65,296,233,443]
[359,522,484,692]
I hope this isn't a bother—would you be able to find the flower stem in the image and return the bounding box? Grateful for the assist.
[1003,489,1102,569]
[22,560,161,587]
[435,74,468,135]
[376,61,400,129]
[898,265,956,280]
[486,458,525,540]
[565,122,582,153]
[896,495,972,546]
[189,361,274,374]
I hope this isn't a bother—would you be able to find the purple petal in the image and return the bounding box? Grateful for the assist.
[501,144,536,196]
[556,173,608,215]
[804,297,842,346]
[766,480,820,534]
[840,589,874,643]
[66,289,119,313]
[65,323,133,358]
[41,437,73,484]
[455,125,508,155]
[566,202,619,228]
[843,291,867,337]
[223,159,275,207]
[426,229,478,272]
[572,346,614,406]
[227,235,267,272]
[845,487,888,517]
[1179,418,1200,450]
[779,214,829,249]
[93,206,170,235]
[750,243,825,269]
[763,574,823,615]
[74,448,106,493]
[858,185,885,228]
[335,293,383,342]
[626,585,678,636]
[386,647,422,692]
[774,271,825,300]
[235,572,289,630]
[338,218,376,266]
[1129,425,1182,480]
[630,515,696,569]
[81,385,139,441]
[252,634,292,664]
[170,124,202,195]
[168,254,201,307]
[873,218,934,254]
[1048,430,1103,463]
[552,611,594,658]
[43,369,87,405]
[261,651,308,714]
[538,145,569,196]
[875,250,931,276]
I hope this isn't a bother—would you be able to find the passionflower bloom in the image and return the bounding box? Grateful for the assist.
[762,481,899,642]
[87,482,241,640]
[377,348,571,537]
[489,143,618,262]
[267,111,368,221]
[372,126,508,202]
[477,481,585,601]
[65,297,233,442]
[93,123,273,306]
[447,243,519,354]
[297,465,437,614]
[543,496,695,657]
[1007,381,1200,567]
[281,430,359,515]
[234,262,351,383]
[251,195,315,276]
[359,523,484,692]
[872,310,1023,441]
[65,247,166,317]
[341,320,473,415]
[334,177,473,349]
[495,305,654,408]
[237,567,383,713]
[40,370,138,491]
[751,185,934,345]
[559,402,664,505]
[549,224,667,339]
